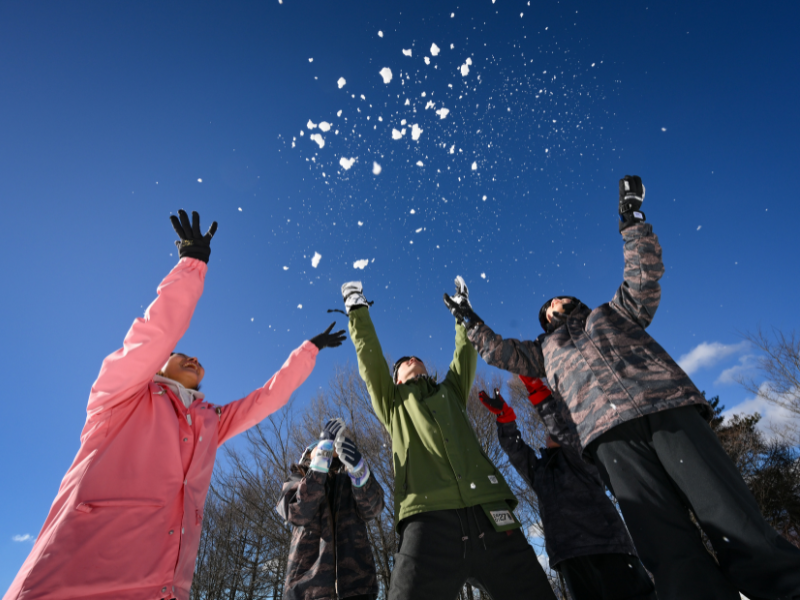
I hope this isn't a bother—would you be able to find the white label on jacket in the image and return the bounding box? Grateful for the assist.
[490,510,514,526]
[488,475,498,484]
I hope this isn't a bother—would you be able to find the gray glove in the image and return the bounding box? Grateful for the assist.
[342,281,370,314]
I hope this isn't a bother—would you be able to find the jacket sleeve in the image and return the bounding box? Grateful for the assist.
[277,469,327,527]
[467,322,546,378]
[348,309,395,430]
[497,421,540,488]
[442,322,478,405]
[87,258,207,417]
[217,341,318,446]
[351,468,385,522]
[534,394,583,451]
[611,222,664,329]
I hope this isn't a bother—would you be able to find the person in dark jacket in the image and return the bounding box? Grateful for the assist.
[478,384,655,600]
[446,176,800,600]
[277,418,385,600]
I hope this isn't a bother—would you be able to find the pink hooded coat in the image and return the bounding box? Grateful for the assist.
[4,257,319,600]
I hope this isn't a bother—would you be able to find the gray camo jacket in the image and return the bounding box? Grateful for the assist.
[468,222,711,452]
[277,463,384,600]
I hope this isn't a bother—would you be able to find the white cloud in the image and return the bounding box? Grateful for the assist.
[311,252,322,268]
[722,382,798,441]
[716,355,757,385]
[12,534,32,542]
[353,259,370,270]
[379,67,393,84]
[677,341,748,375]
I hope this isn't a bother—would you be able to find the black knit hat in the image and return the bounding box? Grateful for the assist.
[539,297,581,332]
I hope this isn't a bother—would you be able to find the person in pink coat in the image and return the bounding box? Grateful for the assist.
[4,210,346,600]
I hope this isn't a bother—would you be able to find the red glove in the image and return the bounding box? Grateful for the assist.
[478,389,517,423]
[518,375,552,405]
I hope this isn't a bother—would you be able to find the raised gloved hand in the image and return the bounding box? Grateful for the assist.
[309,440,335,473]
[310,322,347,350]
[170,209,218,263]
[320,417,345,441]
[335,434,370,487]
[478,389,517,423]
[618,175,646,232]
[519,375,553,406]
[341,281,370,314]
[443,276,484,329]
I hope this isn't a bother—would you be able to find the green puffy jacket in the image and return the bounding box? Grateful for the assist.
[348,308,517,525]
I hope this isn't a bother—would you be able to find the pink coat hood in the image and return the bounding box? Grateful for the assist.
[4,258,318,600]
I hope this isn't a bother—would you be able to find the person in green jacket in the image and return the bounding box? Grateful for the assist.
[340,279,556,600]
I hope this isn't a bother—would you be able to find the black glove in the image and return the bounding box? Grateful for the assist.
[443,276,483,329]
[618,175,646,232]
[320,417,345,441]
[170,210,218,263]
[310,322,347,350]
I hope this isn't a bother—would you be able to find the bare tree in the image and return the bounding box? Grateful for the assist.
[740,328,800,444]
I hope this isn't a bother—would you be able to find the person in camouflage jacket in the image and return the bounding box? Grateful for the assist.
[455,176,800,600]
[277,423,384,600]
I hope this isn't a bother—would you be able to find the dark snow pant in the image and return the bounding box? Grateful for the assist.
[558,553,656,600]
[587,405,800,600]
[388,507,556,600]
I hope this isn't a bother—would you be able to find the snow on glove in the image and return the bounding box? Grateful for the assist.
[618,175,646,232]
[320,417,345,441]
[170,209,218,263]
[309,440,335,473]
[443,276,484,329]
[335,434,370,487]
[341,281,371,314]
[310,322,347,350]
[519,375,552,406]
[478,389,517,423]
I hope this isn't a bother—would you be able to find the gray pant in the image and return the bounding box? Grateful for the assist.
[388,507,556,600]
[588,405,800,600]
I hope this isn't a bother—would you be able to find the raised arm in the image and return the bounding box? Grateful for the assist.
[612,175,665,329]
[343,283,396,430]
[443,322,478,405]
[468,323,546,378]
[87,210,216,417]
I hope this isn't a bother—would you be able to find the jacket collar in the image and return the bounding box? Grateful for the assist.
[153,374,205,408]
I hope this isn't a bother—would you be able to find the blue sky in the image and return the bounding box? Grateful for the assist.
[1,0,798,585]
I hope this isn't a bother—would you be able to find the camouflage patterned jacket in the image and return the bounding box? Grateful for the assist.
[469,222,711,452]
[497,421,638,567]
[276,463,384,600]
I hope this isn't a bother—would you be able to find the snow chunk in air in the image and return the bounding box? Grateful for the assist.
[411,124,423,141]
[460,57,473,77]
[373,162,382,175]
[307,120,317,130]
[378,31,384,37]
[353,259,370,270]
[391,128,404,140]
[424,57,430,65]
[416,160,424,167]
[311,252,322,268]
[319,121,331,132]
[471,162,478,171]
[339,157,356,170]
[310,133,325,148]
[436,107,450,119]
[337,77,346,89]
[430,43,440,56]
[402,49,412,57]
[379,67,393,84]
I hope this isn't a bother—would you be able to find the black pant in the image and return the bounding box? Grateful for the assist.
[588,406,800,600]
[388,507,556,600]
[558,553,656,600]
